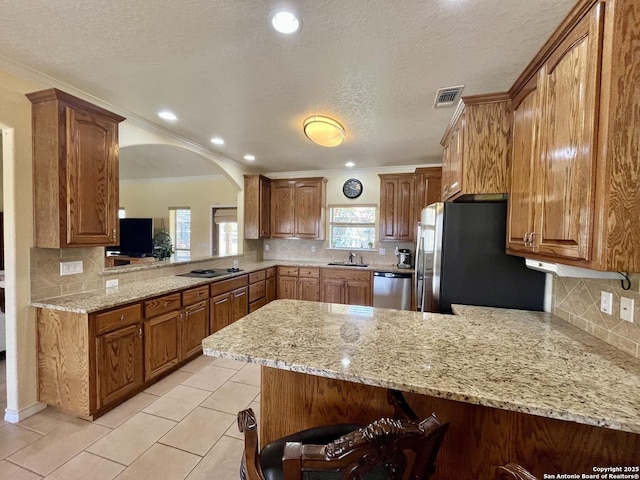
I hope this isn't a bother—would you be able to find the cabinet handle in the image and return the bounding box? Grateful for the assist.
[529,232,537,247]
[112,229,116,239]
[443,185,449,193]
[120,314,125,322]
[164,301,169,307]
[450,181,459,190]
[523,233,531,246]
[138,328,142,338]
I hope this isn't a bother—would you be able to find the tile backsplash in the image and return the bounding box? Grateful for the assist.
[262,238,413,268]
[553,274,640,359]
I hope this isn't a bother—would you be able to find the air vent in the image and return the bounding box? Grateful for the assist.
[433,85,464,108]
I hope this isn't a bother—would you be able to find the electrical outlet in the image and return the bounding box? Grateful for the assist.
[378,248,386,255]
[311,246,316,253]
[265,243,270,251]
[233,259,239,267]
[60,260,83,276]
[600,291,613,315]
[106,279,119,288]
[620,297,634,322]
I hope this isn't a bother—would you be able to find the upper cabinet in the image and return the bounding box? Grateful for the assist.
[379,173,415,242]
[507,0,640,272]
[271,177,327,240]
[244,175,271,239]
[27,88,125,248]
[440,94,512,202]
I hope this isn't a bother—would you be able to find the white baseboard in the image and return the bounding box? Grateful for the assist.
[4,402,47,423]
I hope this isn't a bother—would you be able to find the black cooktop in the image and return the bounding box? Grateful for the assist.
[177,268,243,279]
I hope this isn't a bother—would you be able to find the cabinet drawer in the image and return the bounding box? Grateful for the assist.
[266,267,276,278]
[249,297,267,313]
[249,280,266,303]
[249,270,266,284]
[210,274,249,296]
[299,267,320,278]
[95,303,142,335]
[321,268,372,282]
[182,286,209,306]
[144,293,181,318]
[278,266,298,276]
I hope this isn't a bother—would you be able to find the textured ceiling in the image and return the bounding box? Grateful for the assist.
[0,0,575,177]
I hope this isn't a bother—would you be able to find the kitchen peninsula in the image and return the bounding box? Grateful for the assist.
[202,300,640,479]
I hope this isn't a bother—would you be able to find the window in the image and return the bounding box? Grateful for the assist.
[329,206,376,250]
[211,207,238,256]
[169,207,191,261]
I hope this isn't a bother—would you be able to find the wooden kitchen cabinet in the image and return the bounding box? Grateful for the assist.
[244,175,271,239]
[143,293,182,381]
[440,94,511,202]
[507,0,640,271]
[210,275,249,333]
[249,269,267,313]
[265,267,277,303]
[298,267,320,302]
[181,286,210,360]
[413,167,442,239]
[96,323,144,410]
[277,266,299,300]
[271,178,327,239]
[379,173,415,242]
[320,268,372,306]
[26,88,125,248]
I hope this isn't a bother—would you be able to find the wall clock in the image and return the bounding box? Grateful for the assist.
[342,178,363,199]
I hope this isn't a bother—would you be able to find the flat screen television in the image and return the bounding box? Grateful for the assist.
[112,218,154,257]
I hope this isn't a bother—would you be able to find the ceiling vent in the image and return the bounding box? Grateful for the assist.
[433,85,464,108]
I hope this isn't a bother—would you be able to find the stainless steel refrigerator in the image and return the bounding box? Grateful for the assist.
[415,201,546,313]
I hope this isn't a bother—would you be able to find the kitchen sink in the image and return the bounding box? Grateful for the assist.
[327,262,369,267]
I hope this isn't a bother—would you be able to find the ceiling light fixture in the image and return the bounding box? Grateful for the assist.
[345,161,355,167]
[303,116,345,147]
[271,10,300,34]
[210,137,225,145]
[244,154,256,161]
[158,111,177,121]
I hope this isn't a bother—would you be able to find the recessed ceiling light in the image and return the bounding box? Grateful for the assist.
[345,161,355,167]
[158,111,177,121]
[244,154,256,161]
[271,10,300,34]
[210,137,225,145]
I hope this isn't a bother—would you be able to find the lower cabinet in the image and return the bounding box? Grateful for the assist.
[320,268,373,306]
[277,266,299,299]
[182,300,209,359]
[266,267,277,303]
[96,322,144,410]
[143,293,182,381]
[298,267,320,301]
[210,275,249,333]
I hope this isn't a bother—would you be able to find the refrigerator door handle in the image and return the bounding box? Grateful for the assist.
[414,232,424,311]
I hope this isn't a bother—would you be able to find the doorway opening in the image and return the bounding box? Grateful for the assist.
[211,207,238,257]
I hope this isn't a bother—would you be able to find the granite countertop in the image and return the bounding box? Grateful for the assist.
[30,260,411,313]
[202,300,640,434]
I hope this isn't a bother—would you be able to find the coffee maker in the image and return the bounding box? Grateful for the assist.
[395,247,412,269]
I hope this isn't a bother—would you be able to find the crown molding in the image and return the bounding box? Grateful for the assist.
[265,163,442,179]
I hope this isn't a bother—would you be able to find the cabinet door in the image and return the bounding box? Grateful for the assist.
[295,180,322,239]
[182,300,209,360]
[210,293,231,334]
[66,108,119,246]
[231,286,248,323]
[144,310,181,381]
[271,180,296,238]
[260,177,271,238]
[277,275,298,300]
[345,280,372,306]
[443,117,463,201]
[96,323,143,409]
[379,177,397,240]
[298,277,319,302]
[266,276,277,303]
[396,176,415,241]
[507,79,540,254]
[244,175,271,239]
[320,279,345,304]
[379,174,415,241]
[536,7,603,261]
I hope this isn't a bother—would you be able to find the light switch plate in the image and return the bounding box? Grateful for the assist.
[106,279,119,288]
[620,297,634,322]
[600,291,613,315]
[378,248,386,255]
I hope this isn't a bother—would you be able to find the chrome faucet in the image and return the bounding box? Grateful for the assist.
[348,251,356,264]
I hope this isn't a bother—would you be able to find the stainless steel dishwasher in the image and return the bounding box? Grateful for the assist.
[372,271,412,310]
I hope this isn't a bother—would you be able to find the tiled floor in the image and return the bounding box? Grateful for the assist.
[0,355,260,479]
